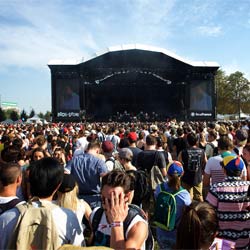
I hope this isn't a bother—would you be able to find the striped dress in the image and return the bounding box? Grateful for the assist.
[206,177,250,249]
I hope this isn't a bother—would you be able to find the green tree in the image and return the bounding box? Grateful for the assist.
[44,111,52,122]
[227,71,250,117]
[215,69,230,114]
[38,112,44,119]
[20,109,28,122]
[0,108,6,121]
[29,109,35,118]
[216,70,250,116]
[10,110,19,121]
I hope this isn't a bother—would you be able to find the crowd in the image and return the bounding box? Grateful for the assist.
[0,119,250,249]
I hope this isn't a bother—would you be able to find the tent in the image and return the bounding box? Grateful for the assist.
[26,115,45,124]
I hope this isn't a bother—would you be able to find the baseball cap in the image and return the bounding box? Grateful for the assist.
[101,140,114,153]
[222,154,244,172]
[127,132,137,141]
[58,174,76,193]
[118,148,133,161]
[167,161,184,176]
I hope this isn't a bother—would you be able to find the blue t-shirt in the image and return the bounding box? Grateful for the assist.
[66,152,108,195]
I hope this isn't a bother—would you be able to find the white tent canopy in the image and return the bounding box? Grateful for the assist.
[26,115,47,124]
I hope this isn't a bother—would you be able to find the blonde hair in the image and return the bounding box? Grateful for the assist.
[57,183,79,212]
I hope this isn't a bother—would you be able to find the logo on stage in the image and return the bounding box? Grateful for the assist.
[190,112,212,117]
[57,112,80,118]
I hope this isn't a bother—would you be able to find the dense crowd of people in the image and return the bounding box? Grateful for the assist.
[0,118,250,249]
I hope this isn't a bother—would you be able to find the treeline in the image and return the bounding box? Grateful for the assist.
[0,108,51,122]
[216,70,250,115]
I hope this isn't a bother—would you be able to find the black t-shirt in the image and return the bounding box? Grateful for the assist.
[181,147,205,186]
[129,146,142,166]
[173,137,188,157]
[136,150,166,172]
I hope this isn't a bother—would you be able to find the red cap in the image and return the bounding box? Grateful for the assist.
[127,132,137,141]
[102,141,114,153]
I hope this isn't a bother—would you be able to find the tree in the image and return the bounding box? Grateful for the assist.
[38,112,44,119]
[10,110,19,121]
[44,111,52,122]
[29,109,35,118]
[0,108,6,122]
[227,71,250,117]
[215,69,229,114]
[215,70,250,115]
[20,109,28,122]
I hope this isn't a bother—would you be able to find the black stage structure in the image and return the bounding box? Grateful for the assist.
[48,45,219,122]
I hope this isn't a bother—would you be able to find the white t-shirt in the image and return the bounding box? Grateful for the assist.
[90,207,147,250]
[0,200,85,249]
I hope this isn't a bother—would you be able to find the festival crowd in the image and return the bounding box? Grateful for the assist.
[0,119,250,249]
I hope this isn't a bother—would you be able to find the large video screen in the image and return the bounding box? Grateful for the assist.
[56,79,80,111]
[189,80,212,111]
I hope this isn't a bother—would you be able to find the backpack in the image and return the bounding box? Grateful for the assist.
[0,198,21,215]
[153,183,185,231]
[8,197,60,250]
[147,151,165,191]
[207,143,218,157]
[186,148,203,172]
[91,204,154,250]
[126,170,151,206]
[105,157,124,171]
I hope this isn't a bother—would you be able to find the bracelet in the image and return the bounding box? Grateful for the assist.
[110,221,123,228]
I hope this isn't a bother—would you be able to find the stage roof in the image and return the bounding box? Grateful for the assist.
[48,44,220,68]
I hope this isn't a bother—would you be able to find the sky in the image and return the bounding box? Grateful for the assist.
[0,0,250,114]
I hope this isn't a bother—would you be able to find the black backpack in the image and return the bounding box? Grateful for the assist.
[91,204,154,250]
[126,170,151,206]
[0,198,21,215]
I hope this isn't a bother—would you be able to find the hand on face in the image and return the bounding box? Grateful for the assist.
[102,187,129,223]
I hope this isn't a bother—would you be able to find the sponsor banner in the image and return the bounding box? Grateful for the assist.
[190,111,213,118]
[57,112,80,118]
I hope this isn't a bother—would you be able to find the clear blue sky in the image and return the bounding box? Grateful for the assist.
[0,0,250,114]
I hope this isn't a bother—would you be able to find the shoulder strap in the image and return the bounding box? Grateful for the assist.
[173,187,185,197]
[92,207,104,232]
[159,182,165,192]
[208,142,215,149]
[153,151,158,165]
[123,204,146,236]
[0,198,21,214]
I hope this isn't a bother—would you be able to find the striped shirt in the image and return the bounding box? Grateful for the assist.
[206,177,250,249]
[204,155,225,184]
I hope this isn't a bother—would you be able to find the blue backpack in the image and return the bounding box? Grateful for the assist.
[154,183,184,231]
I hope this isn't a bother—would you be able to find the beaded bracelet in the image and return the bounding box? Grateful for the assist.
[110,221,123,228]
[98,222,123,230]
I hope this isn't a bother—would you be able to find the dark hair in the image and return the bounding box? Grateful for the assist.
[218,136,233,151]
[177,128,184,136]
[0,162,21,188]
[187,132,198,146]
[31,147,47,162]
[35,135,46,147]
[146,135,157,146]
[101,170,132,194]
[29,157,64,198]
[12,138,23,149]
[118,138,130,148]
[1,145,25,162]
[175,201,218,250]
